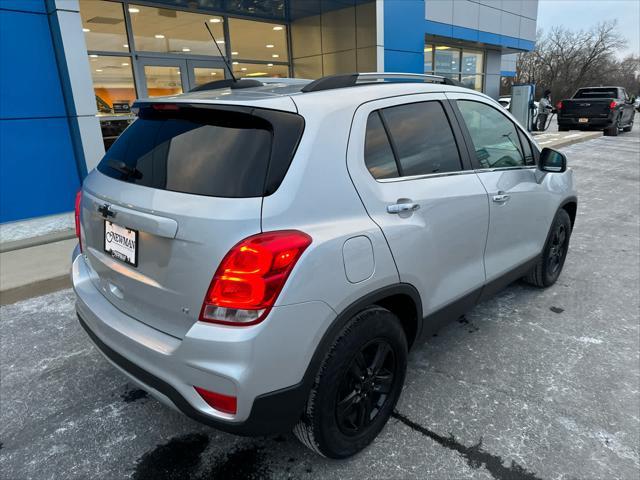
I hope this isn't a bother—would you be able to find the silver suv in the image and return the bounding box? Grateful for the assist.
[72,73,577,458]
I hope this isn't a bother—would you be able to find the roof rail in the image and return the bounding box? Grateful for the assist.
[189,78,263,92]
[301,72,464,93]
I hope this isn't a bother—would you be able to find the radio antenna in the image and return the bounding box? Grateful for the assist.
[204,22,238,83]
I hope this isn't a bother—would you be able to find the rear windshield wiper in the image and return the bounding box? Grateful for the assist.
[107,159,142,180]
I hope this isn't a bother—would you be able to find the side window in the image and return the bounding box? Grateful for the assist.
[364,111,399,179]
[517,129,535,166]
[380,101,463,176]
[457,100,525,168]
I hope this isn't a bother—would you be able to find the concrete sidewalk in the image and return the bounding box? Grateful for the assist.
[532,129,602,149]
[0,213,75,305]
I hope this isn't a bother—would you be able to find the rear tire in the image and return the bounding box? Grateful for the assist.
[293,307,407,458]
[524,209,572,288]
[604,122,619,136]
[558,125,570,132]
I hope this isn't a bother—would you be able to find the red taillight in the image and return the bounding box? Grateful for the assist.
[74,190,83,252]
[199,230,312,326]
[151,103,180,110]
[194,386,237,414]
[609,100,617,109]
[556,101,563,110]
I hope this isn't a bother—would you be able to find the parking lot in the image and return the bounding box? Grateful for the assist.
[1,127,638,480]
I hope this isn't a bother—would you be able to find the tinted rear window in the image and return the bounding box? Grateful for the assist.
[364,112,399,179]
[573,88,618,99]
[381,101,462,176]
[98,107,285,198]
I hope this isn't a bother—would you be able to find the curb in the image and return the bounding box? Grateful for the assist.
[0,229,75,253]
[0,274,71,306]
[534,131,602,150]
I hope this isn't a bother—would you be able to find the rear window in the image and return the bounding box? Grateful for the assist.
[97,106,303,198]
[573,88,618,99]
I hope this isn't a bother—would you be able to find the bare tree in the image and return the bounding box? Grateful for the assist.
[514,21,638,100]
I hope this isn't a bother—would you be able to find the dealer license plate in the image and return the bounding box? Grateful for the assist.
[104,221,138,267]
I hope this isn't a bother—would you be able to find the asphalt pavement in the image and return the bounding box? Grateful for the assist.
[1,127,639,480]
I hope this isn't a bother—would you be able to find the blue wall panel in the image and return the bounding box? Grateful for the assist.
[0,9,66,119]
[423,19,535,52]
[0,0,46,13]
[384,50,423,74]
[383,1,425,53]
[384,0,425,74]
[0,6,80,222]
[452,25,480,43]
[0,118,80,222]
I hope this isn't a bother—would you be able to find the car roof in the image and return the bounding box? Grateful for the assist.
[137,75,489,114]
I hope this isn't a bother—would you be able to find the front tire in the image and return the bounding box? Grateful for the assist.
[524,209,572,288]
[293,307,407,458]
[622,120,633,132]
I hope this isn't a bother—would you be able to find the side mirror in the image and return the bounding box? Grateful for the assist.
[539,148,566,173]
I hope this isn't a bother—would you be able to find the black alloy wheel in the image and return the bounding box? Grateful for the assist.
[335,339,397,436]
[547,222,567,276]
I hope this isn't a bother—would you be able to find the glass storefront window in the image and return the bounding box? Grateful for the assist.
[461,75,483,91]
[434,46,460,74]
[80,0,129,52]
[89,55,136,114]
[232,62,288,78]
[425,42,484,92]
[228,18,288,62]
[143,65,184,97]
[462,50,484,75]
[129,5,224,56]
[424,44,433,72]
[225,0,285,18]
[193,67,226,86]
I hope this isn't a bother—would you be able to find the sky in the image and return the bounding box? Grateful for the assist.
[537,0,640,58]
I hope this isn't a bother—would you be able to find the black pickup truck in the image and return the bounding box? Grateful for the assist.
[556,86,635,136]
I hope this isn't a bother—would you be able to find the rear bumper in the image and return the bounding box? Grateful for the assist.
[558,116,614,128]
[72,248,336,435]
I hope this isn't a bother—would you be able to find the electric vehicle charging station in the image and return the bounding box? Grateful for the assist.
[510,84,536,131]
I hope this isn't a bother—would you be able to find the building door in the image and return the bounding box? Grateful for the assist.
[136,57,227,98]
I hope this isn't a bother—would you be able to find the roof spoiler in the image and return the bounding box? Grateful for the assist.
[189,78,264,92]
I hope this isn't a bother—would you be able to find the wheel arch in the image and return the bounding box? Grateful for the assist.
[560,196,578,230]
[302,284,422,385]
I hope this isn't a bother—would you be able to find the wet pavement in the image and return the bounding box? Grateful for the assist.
[1,128,639,479]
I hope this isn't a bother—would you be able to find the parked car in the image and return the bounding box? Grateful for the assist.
[72,73,577,459]
[556,86,635,136]
[634,96,640,112]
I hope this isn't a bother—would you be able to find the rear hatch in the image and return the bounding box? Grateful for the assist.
[80,102,304,338]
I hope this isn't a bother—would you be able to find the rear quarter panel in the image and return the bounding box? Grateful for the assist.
[261,93,400,317]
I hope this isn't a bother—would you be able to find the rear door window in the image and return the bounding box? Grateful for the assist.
[98,107,285,198]
[380,101,463,176]
[364,112,399,179]
[456,100,525,168]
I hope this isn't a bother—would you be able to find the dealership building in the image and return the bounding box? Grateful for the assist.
[0,0,537,223]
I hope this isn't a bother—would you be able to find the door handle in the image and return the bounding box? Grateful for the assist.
[492,192,511,203]
[387,202,420,214]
